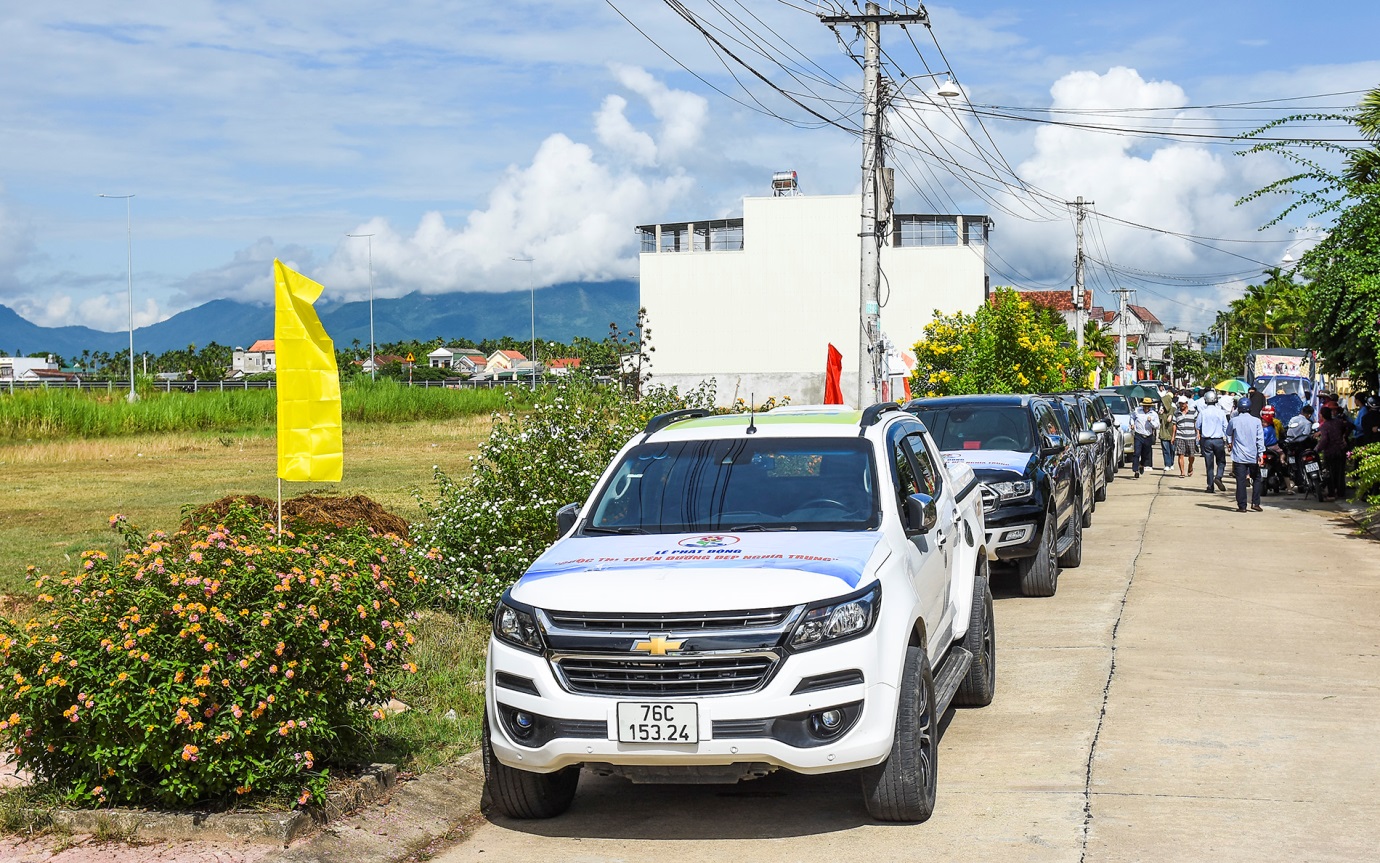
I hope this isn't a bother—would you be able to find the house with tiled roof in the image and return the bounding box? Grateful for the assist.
[427,345,487,373]
[547,358,582,376]
[231,340,275,376]
[485,350,527,374]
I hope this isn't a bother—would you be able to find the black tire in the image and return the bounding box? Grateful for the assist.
[1017,513,1059,597]
[861,646,938,822]
[1058,502,1084,568]
[1095,471,1109,501]
[954,567,995,707]
[1080,490,1094,529]
[482,719,580,819]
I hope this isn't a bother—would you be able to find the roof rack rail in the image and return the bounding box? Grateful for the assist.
[643,408,712,436]
[859,402,902,430]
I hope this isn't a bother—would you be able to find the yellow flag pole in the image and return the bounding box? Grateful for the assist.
[277,477,283,537]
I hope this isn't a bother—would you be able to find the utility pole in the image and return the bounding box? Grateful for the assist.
[821,2,929,408]
[1068,197,1093,349]
[1113,288,1132,384]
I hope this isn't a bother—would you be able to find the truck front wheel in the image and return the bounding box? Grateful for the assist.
[861,645,938,822]
[1017,514,1059,597]
[482,719,580,819]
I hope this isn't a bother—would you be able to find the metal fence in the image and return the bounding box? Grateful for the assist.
[0,377,555,394]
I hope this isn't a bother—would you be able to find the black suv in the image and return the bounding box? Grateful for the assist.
[904,395,1080,597]
[1047,392,1109,509]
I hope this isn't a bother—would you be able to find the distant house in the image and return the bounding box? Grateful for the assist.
[547,358,582,376]
[427,345,487,373]
[356,354,407,374]
[0,356,59,380]
[24,368,80,383]
[232,340,275,376]
[484,350,527,374]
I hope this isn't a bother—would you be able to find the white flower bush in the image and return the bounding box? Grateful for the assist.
[414,376,715,615]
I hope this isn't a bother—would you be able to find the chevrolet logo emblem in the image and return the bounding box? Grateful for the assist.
[632,636,685,656]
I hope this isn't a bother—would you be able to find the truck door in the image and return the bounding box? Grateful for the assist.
[905,429,957,648]
[887,421,953,651]
[1033,401,1073,531]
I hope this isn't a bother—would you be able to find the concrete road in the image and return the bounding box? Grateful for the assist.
[436,472,1380,863]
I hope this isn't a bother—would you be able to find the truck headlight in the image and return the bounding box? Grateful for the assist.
[789,583,880,651]
[494,598,544,654]
[987,480,1033,501]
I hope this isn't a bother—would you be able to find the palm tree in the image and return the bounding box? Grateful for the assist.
[1345,87,1380,186]
[1083,319,1115,368]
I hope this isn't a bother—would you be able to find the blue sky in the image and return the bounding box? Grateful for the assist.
[0,0,1377,335]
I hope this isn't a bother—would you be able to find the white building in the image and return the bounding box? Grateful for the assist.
[231,340,275,376]
[638,194,991,406]
[0,356,59,380]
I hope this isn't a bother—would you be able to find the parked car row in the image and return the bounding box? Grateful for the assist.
[902,389,1125,598]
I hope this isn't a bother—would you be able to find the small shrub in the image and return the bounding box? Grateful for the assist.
[0,504,429,808]
[414,376,714,615]
[1352,441,1380,508]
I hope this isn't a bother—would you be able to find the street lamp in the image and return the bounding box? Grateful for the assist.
[511,256,536,390]
[97,193,138,402]
[346,233,376,380]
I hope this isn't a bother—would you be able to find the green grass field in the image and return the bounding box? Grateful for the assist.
[0,415,493,599]
[0,380,522,441]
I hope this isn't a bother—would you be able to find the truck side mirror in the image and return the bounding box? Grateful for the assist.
[555,503,580,536]
[1077,430,1098,446]
[1092,421,1109,434]
[1040,437,1066,456]
[904,493,938,535]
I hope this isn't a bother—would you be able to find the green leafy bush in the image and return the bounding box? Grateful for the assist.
[414,376,713,615]
[1352,441,1380,508]
[0,504,428,808]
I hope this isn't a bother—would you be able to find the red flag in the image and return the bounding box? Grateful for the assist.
[824,344,844,405]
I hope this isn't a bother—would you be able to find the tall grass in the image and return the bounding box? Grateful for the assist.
[0,380,525,440]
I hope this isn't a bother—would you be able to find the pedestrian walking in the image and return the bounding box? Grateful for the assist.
[1196,390,1229,493]
[1226,403,1265,512]
[1174,400,1199,477]
[1130,396,1160,478]
[1316,406,1350,501]
[1158,398,1176,469]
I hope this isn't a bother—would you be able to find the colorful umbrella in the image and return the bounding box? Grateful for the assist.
[1215,378,1249,393]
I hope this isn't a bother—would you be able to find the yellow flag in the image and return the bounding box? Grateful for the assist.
[274,259,343,482]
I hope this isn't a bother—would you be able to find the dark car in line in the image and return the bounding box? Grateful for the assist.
[903,394,1080,597]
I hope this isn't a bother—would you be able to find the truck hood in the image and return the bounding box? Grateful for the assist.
[511,531,886,612]
[941,449,1035,480]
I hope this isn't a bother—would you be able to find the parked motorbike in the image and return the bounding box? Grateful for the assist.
[1298,447,1327,502]
[1261,448,1288,496]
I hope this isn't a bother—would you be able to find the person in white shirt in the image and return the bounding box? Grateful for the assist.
[1130,397,1161,478]
[1195,390,1230,493]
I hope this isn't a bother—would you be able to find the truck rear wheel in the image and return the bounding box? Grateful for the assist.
[482,720,580,819]
[861,645,938,822]
[1059,501,1084,569]
[1017,514,1059,597]
[954,568,995,707]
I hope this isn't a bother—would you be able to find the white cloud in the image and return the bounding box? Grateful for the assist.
[314,68,703,299]
[10,292,162,332]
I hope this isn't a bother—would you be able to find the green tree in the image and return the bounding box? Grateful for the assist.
[1239,86,1380,389]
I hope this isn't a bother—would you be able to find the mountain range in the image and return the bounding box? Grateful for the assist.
[0,281,640,358]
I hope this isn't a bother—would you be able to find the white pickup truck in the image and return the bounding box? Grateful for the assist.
[483,403,995,822]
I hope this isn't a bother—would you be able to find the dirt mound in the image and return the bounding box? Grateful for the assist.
[184,493,409,537]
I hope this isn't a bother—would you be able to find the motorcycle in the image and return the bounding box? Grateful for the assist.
[1298,447,1327,502]
[1261,448,1288,496]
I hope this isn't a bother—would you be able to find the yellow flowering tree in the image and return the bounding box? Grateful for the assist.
[911,288,1092,396]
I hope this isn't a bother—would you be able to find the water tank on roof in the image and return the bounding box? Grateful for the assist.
[771,171,800,196]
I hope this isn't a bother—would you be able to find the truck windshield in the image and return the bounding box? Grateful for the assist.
[908,406,1034,452]
[585,438,879,534]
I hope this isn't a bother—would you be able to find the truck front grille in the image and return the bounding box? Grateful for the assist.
[544,608,792,632]
[555,655,775,696]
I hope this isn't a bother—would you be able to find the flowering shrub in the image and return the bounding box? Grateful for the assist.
[911,287,1092,396]
[0,504,427,808]
[1353,441,1380,508]
[414,376,714,615]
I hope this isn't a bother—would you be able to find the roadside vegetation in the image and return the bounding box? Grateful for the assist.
[0,379,523,441]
